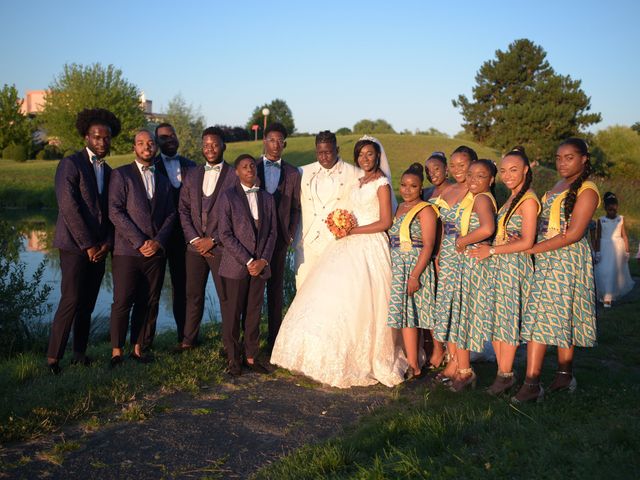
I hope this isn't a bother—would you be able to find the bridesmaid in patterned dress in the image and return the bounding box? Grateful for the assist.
[387,163,438,379]
[512,138,600,403]
[437,159,497,392]
[421,151,451,368]
[469,147,540,395]
[432,146,477,383]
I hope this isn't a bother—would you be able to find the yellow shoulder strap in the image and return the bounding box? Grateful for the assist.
[578,180,601,207]
[495,191,540,243]
[458,192,495,237]
[399,201,430,252]
[548,181,600,237]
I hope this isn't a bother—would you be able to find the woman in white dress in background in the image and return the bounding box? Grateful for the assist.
[270,136,408,388]
[594,192,634,307]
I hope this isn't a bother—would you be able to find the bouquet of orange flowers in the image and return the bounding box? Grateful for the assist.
[325,208,357,239]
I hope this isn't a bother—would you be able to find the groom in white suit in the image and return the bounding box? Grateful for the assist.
[294,130,359,288]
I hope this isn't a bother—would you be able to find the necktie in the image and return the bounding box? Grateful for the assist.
[245,187,260,194]
[91,155,105,166]
[142,165,155,172]
[265,160,281,169]
[205,164,221,172]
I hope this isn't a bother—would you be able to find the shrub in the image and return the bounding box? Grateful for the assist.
[0,221,52,357]
[2,143,28,162]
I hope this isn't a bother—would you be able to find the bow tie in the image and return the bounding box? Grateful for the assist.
[142,165,155,172]
[265,160,281,169]
[205,164,221,172]
[91,155,105,166]
[245,187,260,194]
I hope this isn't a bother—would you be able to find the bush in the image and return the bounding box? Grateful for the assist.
[2,143,28,162]
[0,221,52,357]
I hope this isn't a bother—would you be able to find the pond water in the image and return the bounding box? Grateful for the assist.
[0,211,221,335]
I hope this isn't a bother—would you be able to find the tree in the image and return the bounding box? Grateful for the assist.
[452,39,601,164]
[632,122,640,134]
[246,99,295,138]
[352,118,396,134]
[0,84,33,154]
[593,126,640,177]
[335,127,352,135]
[215,125,250,143]
[163,94,206,161]
[416,127,449,137]
[40,63,145,154]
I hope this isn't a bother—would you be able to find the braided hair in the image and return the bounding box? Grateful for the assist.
[475,159,498,198]
[560,138,592,224]
[502,146,533,228]
[451,145,478,163]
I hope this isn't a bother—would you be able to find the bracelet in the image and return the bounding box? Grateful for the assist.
[409,275,417,280]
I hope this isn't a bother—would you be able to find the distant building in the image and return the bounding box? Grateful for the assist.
[20,90,47,115]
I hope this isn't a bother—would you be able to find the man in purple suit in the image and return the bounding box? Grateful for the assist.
[177,126,238,351]
[256,123,301,351]
[108,129,176,366]
[217,154,277,376]
[151,123,196,346]
[46,108,119,374]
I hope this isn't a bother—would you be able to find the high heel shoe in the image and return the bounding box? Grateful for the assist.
[449,367,476,392]
[547,371,577,393]
[487,371,515,396]
[511,381,544,404]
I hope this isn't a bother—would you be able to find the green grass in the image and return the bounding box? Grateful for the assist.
[0,324,227,444]
[255,285,640,479]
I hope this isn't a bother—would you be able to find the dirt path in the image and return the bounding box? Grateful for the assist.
[0,373,396,479]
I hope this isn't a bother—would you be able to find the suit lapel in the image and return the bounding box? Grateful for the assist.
[210,162,229,205]
[80,150,100,201]
[256,190,266,244]
[132,162,152,214]
[154,156,168,177]
[257,157,266,192]
[236,184,257,237]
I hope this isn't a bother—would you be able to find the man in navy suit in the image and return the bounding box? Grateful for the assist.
[46,108,119,374]
[149,122,196,347]
[177,126,238,350]
[256,123,301,351]
[108,129,176,366]
[217,154,277,376]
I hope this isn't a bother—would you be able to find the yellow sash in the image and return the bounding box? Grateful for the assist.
[495,191,541,244]
[543,181,600,237]
[430,195,449,212]
[399,201,436,252]
[456,191,497,237]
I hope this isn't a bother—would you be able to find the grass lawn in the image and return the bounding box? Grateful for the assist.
[255,272,640,479]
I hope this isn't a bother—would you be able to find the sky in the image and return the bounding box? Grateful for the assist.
[1,0,638,136]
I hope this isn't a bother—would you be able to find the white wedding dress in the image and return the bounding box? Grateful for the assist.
[595,215,634,302]
[270,176,407,388]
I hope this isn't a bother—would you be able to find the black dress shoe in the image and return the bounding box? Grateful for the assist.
[245,360,270,375]
[48,362,61,375]
[109,355,124,368]
[130,352,153,364]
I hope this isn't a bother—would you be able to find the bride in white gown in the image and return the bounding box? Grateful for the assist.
[271,136,408,388]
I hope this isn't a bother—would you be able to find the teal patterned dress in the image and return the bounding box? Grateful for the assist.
[521,188,598,348]
[487,209,534,346]
[433,201,493,351]
[387,209,436,329]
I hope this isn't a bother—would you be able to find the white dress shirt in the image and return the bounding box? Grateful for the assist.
[135,160,155,199]
[160,153,182,188]
[263,157,281,194]
[202,162,222,196]
[86,147,104,195]
[313,161,340,205]
[242,183,260,220]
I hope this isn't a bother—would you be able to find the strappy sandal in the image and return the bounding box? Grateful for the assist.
[487,371,516,396]
[449,367,477,392]
[511,381,544,404]
[547,370,577,393]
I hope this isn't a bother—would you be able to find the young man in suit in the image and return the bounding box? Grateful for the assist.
[177,127,238,351]
[151,123,195,347]
[108,129,176,366]
[256,123,301,351]
[217,154,277,376]
[46,108,120,374]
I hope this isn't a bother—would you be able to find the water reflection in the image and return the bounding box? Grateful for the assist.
[0,211,221,333]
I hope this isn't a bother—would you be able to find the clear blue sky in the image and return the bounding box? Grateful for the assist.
[1,0,638,135]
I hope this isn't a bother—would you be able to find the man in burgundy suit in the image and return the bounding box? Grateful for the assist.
[177,126,238,350]
[46,108,119,374]
[152,123,195,346]
[217,154,277,376]
[256,123,301,351]
[108,129,176,366]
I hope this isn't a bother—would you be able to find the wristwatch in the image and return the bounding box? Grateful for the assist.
[489,247,496,256]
